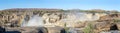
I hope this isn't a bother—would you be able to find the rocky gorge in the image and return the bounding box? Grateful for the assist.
[0,8,120,33]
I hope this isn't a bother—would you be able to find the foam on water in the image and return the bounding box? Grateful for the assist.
[21,14,44,27]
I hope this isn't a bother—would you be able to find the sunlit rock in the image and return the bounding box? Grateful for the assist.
[46,27,65,33]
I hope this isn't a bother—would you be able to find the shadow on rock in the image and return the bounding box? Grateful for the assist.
[0,27,5,33]
[5,31,21,33]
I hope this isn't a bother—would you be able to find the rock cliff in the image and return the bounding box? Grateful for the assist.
[0,8,120,33]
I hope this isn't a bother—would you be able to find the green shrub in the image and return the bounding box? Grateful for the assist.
[83,23,93,33]
[113,19,120,23]
[64,27,69,33]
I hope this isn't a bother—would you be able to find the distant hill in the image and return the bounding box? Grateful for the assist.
[0,8,119,14]
[1,8,62,11]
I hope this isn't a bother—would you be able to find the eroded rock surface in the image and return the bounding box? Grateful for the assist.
[1,8,120,33]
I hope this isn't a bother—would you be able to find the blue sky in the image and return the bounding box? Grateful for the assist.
[0,0,120,11]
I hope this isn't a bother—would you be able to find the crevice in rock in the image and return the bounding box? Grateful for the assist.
[110,24,118,30]
[60,29,66,33]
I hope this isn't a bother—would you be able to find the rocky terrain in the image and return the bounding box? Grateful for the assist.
[0,8,120,33]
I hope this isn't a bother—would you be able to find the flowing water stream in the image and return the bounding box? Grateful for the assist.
[21,12,100,27]
[21,14,44,27]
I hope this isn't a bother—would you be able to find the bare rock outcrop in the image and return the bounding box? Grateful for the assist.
[1,8,120,33]
[46,27,65,33]
[93,14,120,33]
[99,14,120,21]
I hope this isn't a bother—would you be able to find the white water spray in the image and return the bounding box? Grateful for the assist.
[21,14,44,27]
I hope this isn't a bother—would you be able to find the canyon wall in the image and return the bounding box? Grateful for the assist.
[1,8,120,33]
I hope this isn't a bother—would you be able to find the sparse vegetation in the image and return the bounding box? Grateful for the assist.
[1,8,120,33]
[64,23,69,33]
[83,23,94,33]
[64,27,69,33]
[113,19,120,23]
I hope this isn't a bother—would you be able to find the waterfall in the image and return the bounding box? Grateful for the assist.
[21,14,44,27]
[20,12,100,27]
[63,12,92,22]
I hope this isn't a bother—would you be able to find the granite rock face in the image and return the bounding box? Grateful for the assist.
[46,27,65,33]
[1,8,120,33]
[4,27,48,33]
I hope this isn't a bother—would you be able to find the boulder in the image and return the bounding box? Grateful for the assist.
[42,13,62,23]
[93,22,111,32]
[5,27,48,33]
[99,14,120,21]
[66,22,86,28]
[20,27,48,33]
[68,28,84,33]
[116,22,120,30]
[46,27,65,33]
